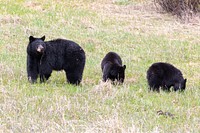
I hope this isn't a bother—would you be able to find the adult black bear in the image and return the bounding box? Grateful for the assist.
[101,52,126,83]
[27,36,85,85]
[147,62,187,92]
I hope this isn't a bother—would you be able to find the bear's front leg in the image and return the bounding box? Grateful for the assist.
[27,55,39,83]
[39,63,52,83]
[39,73,52,83]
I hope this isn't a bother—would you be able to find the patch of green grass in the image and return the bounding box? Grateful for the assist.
[0,0,200,132]
[114,0,142,5]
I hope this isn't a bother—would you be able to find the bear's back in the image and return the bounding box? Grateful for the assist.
[46,39,81,49]
[44,39,85,55]
[101,52,122,67]
[148,62,182,80]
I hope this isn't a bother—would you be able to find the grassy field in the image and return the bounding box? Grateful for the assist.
[0,0,200,132]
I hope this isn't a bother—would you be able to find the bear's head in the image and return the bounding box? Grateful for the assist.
[110,65,126,83]
[27,36,46,57]
[174,78,187,91]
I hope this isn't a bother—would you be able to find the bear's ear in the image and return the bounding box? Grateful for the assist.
[29,36,35,42]
[123,65,126,70]
[41,36,45,41]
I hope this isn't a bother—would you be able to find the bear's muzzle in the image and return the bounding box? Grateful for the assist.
[37,45,44,53]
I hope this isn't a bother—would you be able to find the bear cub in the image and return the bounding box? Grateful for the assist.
[101,52,126,83]
[27,36,85,85]
[147,62,187,92]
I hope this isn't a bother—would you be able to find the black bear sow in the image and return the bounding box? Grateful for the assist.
[27,36,85,85]
[101,52,126,83]
[147,62,187,92]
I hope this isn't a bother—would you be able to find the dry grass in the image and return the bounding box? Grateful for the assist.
[91,1,200,33]
[154,0,200,19]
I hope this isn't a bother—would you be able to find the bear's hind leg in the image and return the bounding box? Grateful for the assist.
[102,63,111,82]
[66,72,81,85]
[147,74,162,92]
[65,68,83,85]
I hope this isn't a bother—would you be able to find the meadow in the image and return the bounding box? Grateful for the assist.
[0,0,200,132]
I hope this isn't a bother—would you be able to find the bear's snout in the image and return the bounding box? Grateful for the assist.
[37,45,44,53]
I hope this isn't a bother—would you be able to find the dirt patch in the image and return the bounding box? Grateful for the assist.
[0,15,22,24]
[24,1,44,11]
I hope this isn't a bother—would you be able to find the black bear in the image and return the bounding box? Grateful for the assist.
[101,52,126,83]
[147,62,187,92]
[27,36,85,85]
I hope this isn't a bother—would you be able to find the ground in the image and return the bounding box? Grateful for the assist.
[0,0,200,132]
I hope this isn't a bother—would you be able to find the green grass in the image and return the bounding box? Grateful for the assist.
[0,0,200,132]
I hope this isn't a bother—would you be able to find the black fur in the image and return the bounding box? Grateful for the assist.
[27,36,85,85]
[147,62,187,92]
[101,52,126,83]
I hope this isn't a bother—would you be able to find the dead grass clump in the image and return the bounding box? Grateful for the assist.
[0,15,22,25]
[154,0,200,18]
[24,1,44,11]
[91,81,117,99]
[85,112,124,133]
